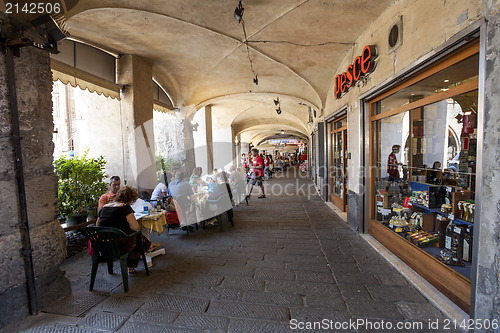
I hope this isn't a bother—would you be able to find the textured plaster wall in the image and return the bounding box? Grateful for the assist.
[473,8,500,327]
[52,81,125,178]
[0,47,69,328]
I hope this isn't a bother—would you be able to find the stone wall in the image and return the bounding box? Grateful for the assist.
[0,47,69,328]
[473,8,500,327]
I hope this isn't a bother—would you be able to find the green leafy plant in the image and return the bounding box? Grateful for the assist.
[155,154,180,181]
[54,151,108,218]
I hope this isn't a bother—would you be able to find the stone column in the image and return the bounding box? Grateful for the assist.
[0,47,70,328]
[205,105,214,173]
[472,8,500,325]
[117,55,156,191]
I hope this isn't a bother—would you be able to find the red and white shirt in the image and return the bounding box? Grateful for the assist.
[253,155,264,177]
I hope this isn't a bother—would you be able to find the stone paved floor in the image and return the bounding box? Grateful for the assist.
[3,169,459,333]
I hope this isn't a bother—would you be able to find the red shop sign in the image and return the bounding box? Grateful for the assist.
[334,45,378,99]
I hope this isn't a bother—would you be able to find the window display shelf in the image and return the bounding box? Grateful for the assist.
[411,203,473,226]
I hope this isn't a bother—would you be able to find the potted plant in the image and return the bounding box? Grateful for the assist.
[54,150,108,226]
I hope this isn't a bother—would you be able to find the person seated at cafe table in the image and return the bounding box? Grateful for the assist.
[189,167,207,191]
[98,176,121,212]
[96,186,160,274]
[203,172,233,221]
[167,171,197,228]
[150,180,168,208]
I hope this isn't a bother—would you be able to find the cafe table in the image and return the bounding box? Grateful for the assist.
[135,210,167,267]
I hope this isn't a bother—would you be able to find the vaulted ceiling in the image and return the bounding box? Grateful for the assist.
[8,0,398,145]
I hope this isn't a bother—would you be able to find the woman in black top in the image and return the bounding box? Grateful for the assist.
[97,186,151,273]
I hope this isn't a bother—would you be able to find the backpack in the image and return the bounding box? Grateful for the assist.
[165,210,180,229]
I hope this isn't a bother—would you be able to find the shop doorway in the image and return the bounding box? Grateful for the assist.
[329,115,347,211]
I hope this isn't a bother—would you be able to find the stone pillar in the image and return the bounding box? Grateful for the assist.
[205,105,214,173]
[0,47,70,328]
[117,55,156,191]
[472,9,500,325]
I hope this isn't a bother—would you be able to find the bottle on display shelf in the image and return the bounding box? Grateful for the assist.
[445,220,455,251]
[463,226,473,262]
[451,232,461,264]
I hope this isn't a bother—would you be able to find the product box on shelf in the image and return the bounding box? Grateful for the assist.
[428,186,446,209]
[452,190,474,216]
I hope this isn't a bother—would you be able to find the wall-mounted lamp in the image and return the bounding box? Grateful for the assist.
[191,121,199,132]
[234,0,244,23]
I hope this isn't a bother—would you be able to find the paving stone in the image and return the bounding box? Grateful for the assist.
[145,295,209,313]
[325,254,357,263]
[131,307,179,324]
[374,273,410,287]
[281,254,327,264]
[295,271,335,283]
[353,253,387,264]
[209,265,255,277]
[346,299,405,321]
[41,292,108,317]
[304,294,347,310]
[246,259,286,270]
[228,318,291,332]
[328,262,362,274]
[359,264,398,275]
[367,285,427,303]
[338,285,373,300]
[171,274,224,287]
[19,323,97,333]
[286,262,332,272]
[173,313,229,330]
[334,272,381,286]
[95,295,146,314]
[396,302,449,321]
[155,282,193,295]
[242,290,304,307]
[255,269,296,281]
[290,307,351,322]
[222,276,266,291]
[190,285,243,301]
[77,310,128,331]
[266,280,341,296]
[117,321,197,333]
[207,300,290,321]
[278,248,321,256]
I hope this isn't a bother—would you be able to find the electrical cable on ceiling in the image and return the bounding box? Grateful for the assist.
[241,20,258,85]
[248,40,354,47]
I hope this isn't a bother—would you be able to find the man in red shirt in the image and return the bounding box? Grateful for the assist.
[247,148,266,199]
[98,176,121,211]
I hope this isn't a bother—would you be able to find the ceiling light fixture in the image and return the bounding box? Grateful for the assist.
[274,97,282,115]
[234,0,244,23]
[281,129,284,135]
[444,79,450,83]
[253,74,258,85]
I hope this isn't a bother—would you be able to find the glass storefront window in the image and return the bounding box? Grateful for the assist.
[373,53,479,115]
[371,52,478,281]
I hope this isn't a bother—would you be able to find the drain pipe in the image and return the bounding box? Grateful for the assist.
[5,47,39,315]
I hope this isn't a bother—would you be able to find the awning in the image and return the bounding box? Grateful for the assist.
[51,59,121,100]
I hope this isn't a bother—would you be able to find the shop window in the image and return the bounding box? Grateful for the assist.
[369,43,479,312]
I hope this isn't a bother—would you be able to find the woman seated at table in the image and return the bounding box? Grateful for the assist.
[203,172,233,220]
[189,167,207,191]
[97,186,157,274]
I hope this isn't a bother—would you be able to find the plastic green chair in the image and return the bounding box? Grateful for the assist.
[80,226,149,292]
